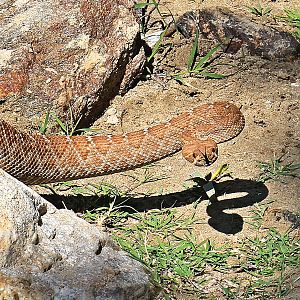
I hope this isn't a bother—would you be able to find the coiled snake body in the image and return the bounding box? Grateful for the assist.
[0,102,244,185]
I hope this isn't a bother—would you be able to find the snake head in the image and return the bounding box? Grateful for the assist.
[182,138,218,166]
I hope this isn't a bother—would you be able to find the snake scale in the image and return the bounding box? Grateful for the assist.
[0,102,244,185]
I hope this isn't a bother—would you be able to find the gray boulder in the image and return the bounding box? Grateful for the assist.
[0,169,156,299]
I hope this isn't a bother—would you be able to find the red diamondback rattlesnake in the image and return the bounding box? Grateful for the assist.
[0,102,244,185]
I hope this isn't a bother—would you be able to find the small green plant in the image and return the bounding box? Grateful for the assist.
[83,196,133,227]
[134,0,167,35]
[257,154,300,183]
[248,3,272,17]
[172,31,226,84]
[146,27,168,63]
[38,111,50,134]
[284,8,300,39]
[246,200,274,230]
[50,181,133,226]
[187,31,225,79]
[122,165,167,194]
[52,106,83,136]
[37,106,83,136]
[135,2,228,82]
[54,181,122,197]
[134,0,176,66]
[241,229,300,277]
[221,285,238,299]
[284,9,300,28]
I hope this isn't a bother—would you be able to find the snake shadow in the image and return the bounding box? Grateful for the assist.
[43,178,268,234]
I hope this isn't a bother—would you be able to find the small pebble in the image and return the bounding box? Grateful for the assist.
[291,82,299,87]
[106,114,119,125]
[105,107,117,116]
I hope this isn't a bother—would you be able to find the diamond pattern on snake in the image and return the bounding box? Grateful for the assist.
[0,102,245,185]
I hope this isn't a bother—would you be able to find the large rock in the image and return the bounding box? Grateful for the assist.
[0,169,156,299]
[175,8,300,60]
[0,0,145,127]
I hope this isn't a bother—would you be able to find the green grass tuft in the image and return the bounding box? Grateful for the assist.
[257,155,300,183]
[284,8,300,40]
[248,3,272,17]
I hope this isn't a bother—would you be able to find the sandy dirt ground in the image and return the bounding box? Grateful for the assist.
[26,0,299,242]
